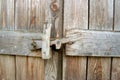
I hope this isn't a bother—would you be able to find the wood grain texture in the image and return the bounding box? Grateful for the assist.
[45,52,59,80]
[111,58,120,80]
[15,0,28,30]
[45,0,63,80]
[87,57,111,80]
[114,0,120,31]
[0,1,15,80]
[89,0,113,30]
[14,1,46,80]
[112,0,120,79]
[63,0,88,80]
[0,31,42,57]
[63,56,87,80]
[64,0,88,32]
[0,0,1,28]
[16,56,44,80]
[0,0,14,30]
[0,55,15,80]
[87,0,112,80]
[65,30,120,57]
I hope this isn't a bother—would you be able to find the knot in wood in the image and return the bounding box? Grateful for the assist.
[50,2,59,12]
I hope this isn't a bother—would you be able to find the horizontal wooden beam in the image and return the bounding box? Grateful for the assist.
[0,31,43,57]
[65,30,120,57]
[1,30,120,57]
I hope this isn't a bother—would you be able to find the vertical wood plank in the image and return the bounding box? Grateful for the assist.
[6,0,14,30]
[45,52,59,80]
[114,0,120,31]
[89,0,113,30]
[0,0,2,29]
[0,1,15,80]
[64,0,88,31]
[0,0,7,29]
[15,0,45,80]
[0,0,14,30]
[111,58,120,80]
[45,0,63,80]
[16,56,44,80]
[0,55,15,80]
[15,0,28,30]
[63,0,88,80]
[63,56,87,80]
[87,57,111,80]
[112,0,120,80]
[88,0,113,80]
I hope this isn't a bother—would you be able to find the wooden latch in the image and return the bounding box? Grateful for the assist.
[32,23,80,59]
[32,23,64,59]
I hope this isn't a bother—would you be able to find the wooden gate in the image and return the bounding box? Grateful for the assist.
[0,0,120,80]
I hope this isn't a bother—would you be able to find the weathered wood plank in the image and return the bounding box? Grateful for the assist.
[45,0,63,80]
[114,0,120,31]
[0,0,1,28]
[16,56,44,80]
[63,0,88,80]
[0,55,15,80]
[64,0,88,32]
[87,0,112,80]
[63,56,87,80]
[65,30,120,57]
[0,1,15,80]
[0,31,42,57]
[0,0,14,30]
[6,0,14,30]
[42,24,52,59]
[0,0,7,29]
[89,0,113,30]
[14,1,45,80]
[87,57,111,80]
[111,0,120,80]
[45,52,59,80]
[15,0,28,30]
[111,58,120,80]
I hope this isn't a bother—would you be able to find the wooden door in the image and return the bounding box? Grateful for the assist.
[1,0,120,80]
[63,0,120,80]
[0,0,63,80]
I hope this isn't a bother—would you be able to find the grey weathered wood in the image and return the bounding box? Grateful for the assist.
[42,23,52,59]
[0,31,42,57]
[15,0,28,30]
[66,29,120,57]
[45,52,59,80]
[44,0,63,80]
[0,0,2,29]
[0,1,15,80]
[0,0,14,30]
[114,0,120,31]
[87,1,112,80]
[89,0,113,30]
[63,0,88,80]
[64,0,88,32]
[14,1,44,80]
[111,0,120,80]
